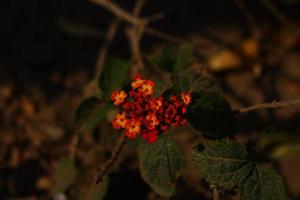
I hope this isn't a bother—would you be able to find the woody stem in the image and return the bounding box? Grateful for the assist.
[95,134,126,184]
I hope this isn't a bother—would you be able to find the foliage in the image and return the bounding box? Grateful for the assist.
[152,44,194,73]
[98,59,130,96]
[192,140,286,200]
[73,43,287,199]
[138,131,185,196]
[186,91,236,137]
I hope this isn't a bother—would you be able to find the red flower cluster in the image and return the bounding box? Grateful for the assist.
[111,75,191,143]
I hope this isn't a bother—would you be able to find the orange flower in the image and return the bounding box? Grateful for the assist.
[181,92,192,105]
[124,119,141,138]
[145,113,160,129]
[140,80,154,96]
[111,90,127,105]
[131,74,145,89]
[112,112,127,129]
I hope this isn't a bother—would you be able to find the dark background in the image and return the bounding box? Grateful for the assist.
[0,0,300,199]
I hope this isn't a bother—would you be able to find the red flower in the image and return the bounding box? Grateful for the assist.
[111,75,191,143]
[111,91,127,106]
[145,113,160,129]
[149,97,163,111]
[131,74,145,89]
[139,80,155,96]
[142,130,158,143]
[124,119,141,139]
[123,102,135,111]
[112,112,127,129]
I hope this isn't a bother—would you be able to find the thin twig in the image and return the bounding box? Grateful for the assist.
[145,27,187,43]
[89,0,146,26]
[127,26,145,71]
[95,18,121,77]
[90,0,188,45]
[95,134,126,184]
[126,0,148,73]
[133,0,147,16]
[239,98,300,113]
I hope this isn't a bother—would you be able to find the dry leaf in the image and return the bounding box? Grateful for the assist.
[208,50,241,72]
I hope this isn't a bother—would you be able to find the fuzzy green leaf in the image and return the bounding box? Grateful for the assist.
[153,44,194,73]
[239,167,286,200]
[192,140,255,190]
[171,70,219,93]
[186,91,236,137]
[75,97,112,131]
[173,44,194,72]
[138,133,185,197]
[192,140,287,200]
[53,158,78,193]
[99,59,130,95]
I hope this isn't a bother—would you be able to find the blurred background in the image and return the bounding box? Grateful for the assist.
[0,0,300,199]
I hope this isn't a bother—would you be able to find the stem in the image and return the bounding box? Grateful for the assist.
[239,98,300,113]
[95,134,126,184]
[89,0,145,26]
[145,27,186,43]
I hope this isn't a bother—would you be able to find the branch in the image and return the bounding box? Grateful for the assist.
[95,134,126,184]
[133,0,146,16]
[239,98,300,113]
[89,0,146,26]
[145,27,187,43]
[94,0,147,184]
[126,0,148,73]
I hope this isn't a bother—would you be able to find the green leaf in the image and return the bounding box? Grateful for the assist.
[99,59,130,95]
[192,140,287,200]
[171,70,195,92]
[138,133,185,196]
[171,70,219,93]
[152,44,194,73]
[75,97,112,131]
[186,91,236,137]
[173,44,194,72]
[53,158,78,193]
[190,75,220,93]
[192,140,255,190]
[239,167,286,200]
